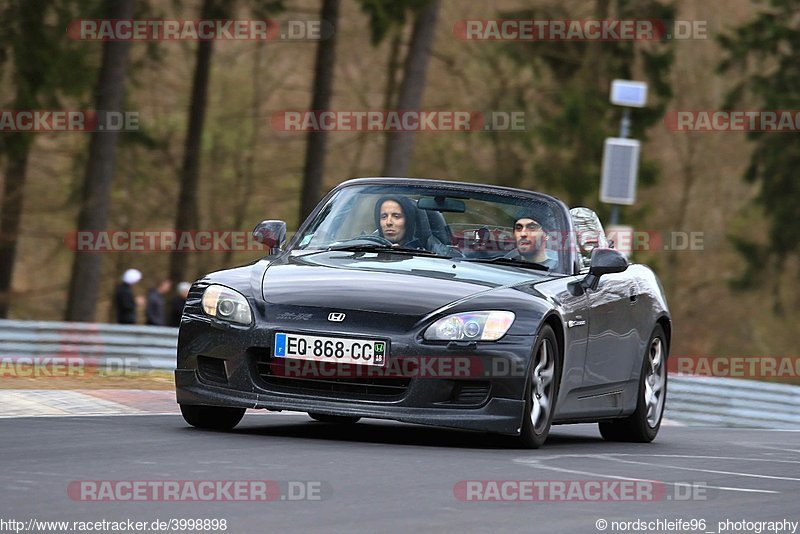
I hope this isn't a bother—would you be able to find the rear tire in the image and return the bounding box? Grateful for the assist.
[180,404,245,431]
[519,325,560,449]
[308,413,361,424]
[599,324,668,442]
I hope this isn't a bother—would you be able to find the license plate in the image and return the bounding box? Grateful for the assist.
[274,333,387,366]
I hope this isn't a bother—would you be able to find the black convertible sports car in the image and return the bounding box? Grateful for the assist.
[175,177,670,448]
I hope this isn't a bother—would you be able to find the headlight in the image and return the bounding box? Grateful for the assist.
[201,285,252,325]
[424,311,515,341]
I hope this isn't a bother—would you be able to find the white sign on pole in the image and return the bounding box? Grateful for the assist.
[610,80,648,108]
[600,138,640,205]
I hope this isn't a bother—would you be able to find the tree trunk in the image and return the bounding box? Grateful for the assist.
[383,28,403,111]
[381,0,440,177]
[299,0,341,223]
[169,0,218,284]
[64,0,136,322]
[0,134,32,317]
[0,0,75,318]
[223,41,266,266]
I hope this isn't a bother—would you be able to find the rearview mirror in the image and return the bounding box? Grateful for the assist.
[417,196,466,213]
[252,220,286,253]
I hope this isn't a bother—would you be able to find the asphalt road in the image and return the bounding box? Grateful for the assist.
[1,414,799,534]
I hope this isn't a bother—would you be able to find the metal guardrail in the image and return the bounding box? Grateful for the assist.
[0,319,177,371]
[666,375,800,428]
[1,319,799,428]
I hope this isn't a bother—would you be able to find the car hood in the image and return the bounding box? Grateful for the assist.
[261,250,546,317]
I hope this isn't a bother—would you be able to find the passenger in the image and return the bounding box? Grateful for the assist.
[504,210,558,269]
[373,196,424,249]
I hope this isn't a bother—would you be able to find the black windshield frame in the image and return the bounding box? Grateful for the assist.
[284,178,578,275]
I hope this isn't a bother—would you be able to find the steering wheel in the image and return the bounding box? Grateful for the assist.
[342,235,394,246]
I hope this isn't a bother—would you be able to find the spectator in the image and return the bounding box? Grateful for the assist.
[168,281,191,327]
[114,269,141,324]
[145,279,172,326]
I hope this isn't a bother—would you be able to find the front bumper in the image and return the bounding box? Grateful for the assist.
[176,369,524,434]
[175,314,534,435]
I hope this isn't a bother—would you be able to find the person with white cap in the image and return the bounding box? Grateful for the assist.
[114,268,141,324]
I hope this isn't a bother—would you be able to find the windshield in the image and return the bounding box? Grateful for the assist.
[289,182,572,274]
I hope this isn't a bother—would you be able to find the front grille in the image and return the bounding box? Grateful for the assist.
[251,348,410,399]
[197,356,228,384]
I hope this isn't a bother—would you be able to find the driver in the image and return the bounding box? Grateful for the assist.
[373,195,424,249]
[504,209,558,269]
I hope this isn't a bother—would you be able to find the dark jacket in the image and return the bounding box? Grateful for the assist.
[114,282,137,324]
[145,288,165,326]
[503,248,559,269]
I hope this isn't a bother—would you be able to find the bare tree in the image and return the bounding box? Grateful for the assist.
[65,0,136,322]
[223,40,267,266]
[0,136,32,317]
[169,0,231,284]
[381,0,440,177]
[0,0,98,318]
[298,0,341,222]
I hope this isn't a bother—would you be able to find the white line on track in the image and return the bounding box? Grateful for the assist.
[593,454,800,482]
[697,428,800,432]
[0,411,305,419]
[513,454,784,494]
[614,453,800,465]
[736,443,800,454]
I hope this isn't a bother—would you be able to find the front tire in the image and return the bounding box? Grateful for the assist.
[519,325,560,449]
[599,324,668,442]
[180,404,245,431]
[308,413,361,424]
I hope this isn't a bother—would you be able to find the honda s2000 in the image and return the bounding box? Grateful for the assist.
[175,178,670,448]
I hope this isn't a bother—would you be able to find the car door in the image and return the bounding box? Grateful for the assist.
[582,271,641,392]
[530,275,591,420]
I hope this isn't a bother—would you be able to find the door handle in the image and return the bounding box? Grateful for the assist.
[629,285,638,303]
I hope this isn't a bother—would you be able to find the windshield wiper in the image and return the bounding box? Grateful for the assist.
[460,256,551,271]
[325,243,443,257]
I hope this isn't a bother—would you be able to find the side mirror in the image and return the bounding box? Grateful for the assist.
[581,248,628,291]
[571,248,628,294]
[588,248,628,277]
[252,220,286,253]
